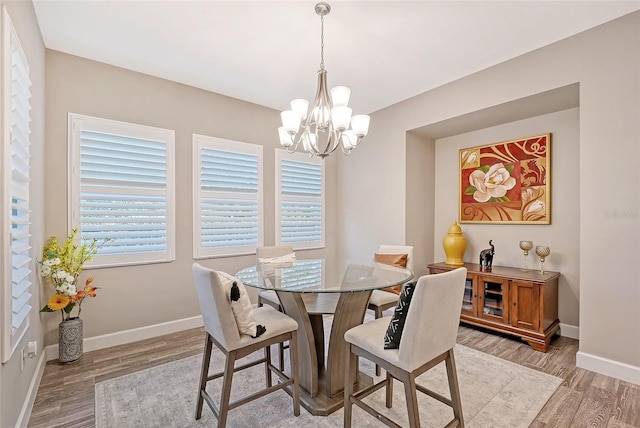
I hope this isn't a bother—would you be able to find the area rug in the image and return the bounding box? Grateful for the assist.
[96,344,561,427]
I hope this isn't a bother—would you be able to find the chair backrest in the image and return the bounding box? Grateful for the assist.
[398,268,467,369]
[257,245,294,260]
[192,263,241,351]
[377,244,414,272]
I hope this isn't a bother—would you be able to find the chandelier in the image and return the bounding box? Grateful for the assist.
[278,2,370,159]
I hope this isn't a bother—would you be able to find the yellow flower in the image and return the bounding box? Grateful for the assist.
[47,294,71,311]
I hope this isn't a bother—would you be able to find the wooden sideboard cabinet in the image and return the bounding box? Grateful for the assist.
[428,262,560,352]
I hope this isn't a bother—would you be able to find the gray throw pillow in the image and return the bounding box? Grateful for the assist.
[383,281,416,349]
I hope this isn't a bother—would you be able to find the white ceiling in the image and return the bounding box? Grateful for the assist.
[32,1,640,115]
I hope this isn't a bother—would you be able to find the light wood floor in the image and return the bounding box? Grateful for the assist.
[28,324,640,428]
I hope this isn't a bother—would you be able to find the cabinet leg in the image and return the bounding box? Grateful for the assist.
[524,338,549,352]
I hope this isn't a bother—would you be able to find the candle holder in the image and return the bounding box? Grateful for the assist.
[519,240,533,271]
[535,246,551,274]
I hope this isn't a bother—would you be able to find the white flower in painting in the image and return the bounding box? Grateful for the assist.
[522,187,546,221]
[469,163,517,203]
[524,200,545,217]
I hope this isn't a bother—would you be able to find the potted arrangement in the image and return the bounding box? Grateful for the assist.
[39,229,107,363]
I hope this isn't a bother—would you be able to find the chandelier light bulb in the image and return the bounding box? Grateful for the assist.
[341,130,357,149]
[351,115,370,137]
[278,127,293,147]
[331,86,351,107]
[290,99,309,120]
[331,106,352,131]
[277,2,370,158]
[281,110,302,135]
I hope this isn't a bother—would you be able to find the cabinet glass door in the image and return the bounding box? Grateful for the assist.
[462,277,474,315]
[480,278,508,322]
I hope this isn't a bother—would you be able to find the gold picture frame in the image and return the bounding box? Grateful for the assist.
[459,134,551,224]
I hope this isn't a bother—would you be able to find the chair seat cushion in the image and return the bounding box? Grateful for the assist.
[368,290,400,306]
[344,316,408,372]
[259,290,280,305]
[232,306,298,350]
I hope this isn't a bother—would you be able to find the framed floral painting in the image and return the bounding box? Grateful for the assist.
[459,134,551,224]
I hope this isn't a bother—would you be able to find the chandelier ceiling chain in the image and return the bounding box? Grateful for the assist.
[278,2,370,159]
[319,9,325,70]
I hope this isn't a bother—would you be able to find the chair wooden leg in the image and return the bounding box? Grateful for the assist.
[219,350,237,428]
[385,371,393,408]
[289,332,301,416]
[195,334,213,420]
[446,349,465,427]
[265,345,273,388]
[279,342,285,371]
[344,342,356,428]
[404,373,421,428]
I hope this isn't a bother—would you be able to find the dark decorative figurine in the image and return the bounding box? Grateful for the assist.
[479,240,495,271]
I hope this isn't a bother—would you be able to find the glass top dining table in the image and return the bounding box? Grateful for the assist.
[235,258,413,294]
[235,258,413,416]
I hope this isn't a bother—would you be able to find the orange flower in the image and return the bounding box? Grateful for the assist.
[85,277,94,286]
[84,286,98,297]
[72,290,85,302]
[47,294,71,311]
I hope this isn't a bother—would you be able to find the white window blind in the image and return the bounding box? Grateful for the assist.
[275,150,325,250]
[193,134,263,258]
[2,8,32,362]
[69,114,175,267]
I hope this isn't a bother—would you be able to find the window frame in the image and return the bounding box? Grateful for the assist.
[192,134,264,259]
[68,113,176,268]
[275,149,325,250]
[1,6,32,362]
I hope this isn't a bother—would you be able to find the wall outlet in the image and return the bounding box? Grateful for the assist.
[27,340,37,357]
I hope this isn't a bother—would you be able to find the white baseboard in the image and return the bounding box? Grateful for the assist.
[16,351,47,428]
[577,351,640,385]
[559,323,579,340]
[44,315,203,362]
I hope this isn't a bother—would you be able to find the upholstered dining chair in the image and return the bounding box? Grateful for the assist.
[344,268,467,428]
[256,245,294,370]
[368,244,414,375]
[256,245,294,311]
[192,263,300,427]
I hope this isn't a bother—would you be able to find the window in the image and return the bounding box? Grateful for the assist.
[69,114,175,267]
[1,7,32,362]
[275,149,325,250]
[193,134,263,258]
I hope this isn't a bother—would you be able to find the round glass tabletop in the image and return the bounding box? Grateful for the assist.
[235,258,414,293]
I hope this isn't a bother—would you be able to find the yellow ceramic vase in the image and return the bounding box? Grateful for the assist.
[443,221,467,266]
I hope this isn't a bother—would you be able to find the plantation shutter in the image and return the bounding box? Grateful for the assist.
[277,152,324,250]
[70,114,175,267]
[194,135,263,258]
[2,12,33,362]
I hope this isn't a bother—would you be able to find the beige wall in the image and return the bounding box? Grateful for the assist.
[434,108,580,326]
[405,132,435,278]
[44,51,338,341]
[0,2,45,427]
[338,12,640,379]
